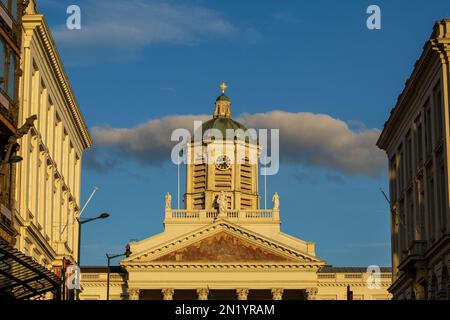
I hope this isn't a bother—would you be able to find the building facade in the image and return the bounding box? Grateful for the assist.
[377,19,450,300]
[7,0,90,299]
[80,85,392,300]
[1,0,66,300]
[80,265,392,301]
[0,0,25,247]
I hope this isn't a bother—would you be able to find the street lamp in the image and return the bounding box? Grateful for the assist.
[76,212,110,300]
[106,252,127,300]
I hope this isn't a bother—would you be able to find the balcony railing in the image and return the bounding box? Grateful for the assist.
[165,209,279,223]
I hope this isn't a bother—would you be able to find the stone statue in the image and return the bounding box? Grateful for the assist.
[165,192,172,210]
[218,191,227,214]
[272,192,279,210]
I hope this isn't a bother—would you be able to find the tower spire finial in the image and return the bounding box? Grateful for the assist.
[220,82,228,94]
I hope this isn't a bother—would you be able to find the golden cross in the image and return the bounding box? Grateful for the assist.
[220,82,228,94]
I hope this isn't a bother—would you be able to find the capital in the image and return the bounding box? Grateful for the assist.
[305,287,318,300]
[128,288,140,300]
[271,288,284,300]
[162,288,174,300]
[196,288,209,300]
[236,288,249,300]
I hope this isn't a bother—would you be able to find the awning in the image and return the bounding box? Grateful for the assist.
[0,238,61,299]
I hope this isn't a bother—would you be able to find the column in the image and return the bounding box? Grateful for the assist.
[46,163,54,241]
[414,262,428,300]
[196,288,209,300]
[236,288,249,300]
[39,152,47,236]
[128,288,140,300]
[414,282,426,300]
[271,288,283,300]
[304,288,318,300]
[162,288,174,300]
[427,270,437,299]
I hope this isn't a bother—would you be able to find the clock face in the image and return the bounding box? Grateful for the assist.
[215,155,232,170]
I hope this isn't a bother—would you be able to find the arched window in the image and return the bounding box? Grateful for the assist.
[8,51,15,98]
[0,39,5,92]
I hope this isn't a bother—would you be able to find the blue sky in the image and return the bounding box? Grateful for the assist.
[39,0,450,266]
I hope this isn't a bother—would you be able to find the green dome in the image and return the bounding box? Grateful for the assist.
[193,117,250,142]
[216,93,230,102]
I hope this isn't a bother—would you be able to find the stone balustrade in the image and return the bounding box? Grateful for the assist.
[165,209,279,223]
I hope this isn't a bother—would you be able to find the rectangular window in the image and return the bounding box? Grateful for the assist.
[407,191,414,246]
[419,190,426,240]
[438,166,447,233]
[425,102,433,155]
[397,146,404,193]
[399,200,405,260]
[434,83,443,144]
[0,40,5,92]
[417,122,423,163]
[0,0,19,21]
[390,156,397,203]
[427,176,436,242]
[406,132,412,182]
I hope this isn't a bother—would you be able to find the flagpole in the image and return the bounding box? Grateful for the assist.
[177,153,180,209]
[264,157,267,210]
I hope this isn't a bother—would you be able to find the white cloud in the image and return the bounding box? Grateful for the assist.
[51,0,237,49]
[88,111,386,177]
[239,111,385,176]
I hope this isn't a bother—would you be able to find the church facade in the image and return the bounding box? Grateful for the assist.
[80,85,392,300]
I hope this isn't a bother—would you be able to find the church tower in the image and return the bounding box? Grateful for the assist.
[119,83,327,302]
[184,83,260,211]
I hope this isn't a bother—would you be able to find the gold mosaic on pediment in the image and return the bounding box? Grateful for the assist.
[154,232,294,262]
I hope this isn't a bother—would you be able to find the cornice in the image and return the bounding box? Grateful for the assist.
[377,42,437,150]
[22,221,57,261]
[124,263,322,270]
[81,282,125,288]
[377,20,450,150]
[317,282,391,288]
[22,14,92,149]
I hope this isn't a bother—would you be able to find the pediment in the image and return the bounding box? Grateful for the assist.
[122,220,324,266]
[154,231,294,262]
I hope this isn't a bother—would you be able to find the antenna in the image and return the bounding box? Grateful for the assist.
[380,187,405,226]
[379,187,390,205]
